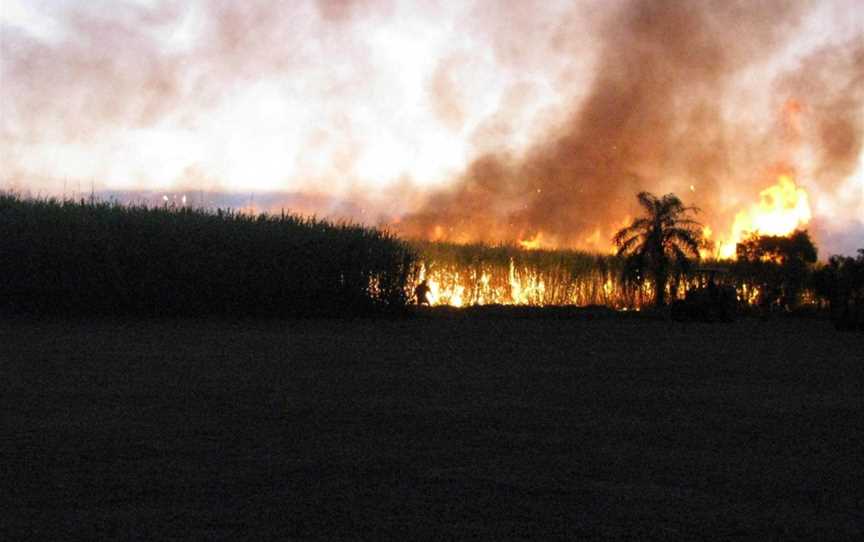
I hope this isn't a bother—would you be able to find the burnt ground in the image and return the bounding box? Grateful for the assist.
[3,312,863,540]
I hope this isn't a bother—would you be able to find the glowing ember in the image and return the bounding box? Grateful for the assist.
[718,174,812,259]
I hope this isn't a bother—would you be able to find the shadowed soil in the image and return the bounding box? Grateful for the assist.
[3,313,863,539]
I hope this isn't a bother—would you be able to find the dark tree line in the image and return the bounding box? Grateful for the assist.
[733,230,817,311]
[614,191,862,330]
[734,230,863,329]
[812,249,864,331]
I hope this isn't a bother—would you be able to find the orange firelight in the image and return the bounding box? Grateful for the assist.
[717,174,812,259]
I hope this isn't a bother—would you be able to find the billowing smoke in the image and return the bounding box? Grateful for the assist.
[1,0,862,254]
[1,0,432,193]
[779,41,864,189]
[395,0,864,254]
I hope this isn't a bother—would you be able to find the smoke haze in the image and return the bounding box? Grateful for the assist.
[395,0,864,254]
[2,0,862,254]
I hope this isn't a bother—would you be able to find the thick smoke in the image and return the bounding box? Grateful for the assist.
[0,2,182,142]
[395,0,862,253]
[0,0,397,192]
[1,0,862,253]
[779,41,864,189]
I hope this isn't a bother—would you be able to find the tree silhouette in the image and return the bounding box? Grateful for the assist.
[813,248,864,330]
[735,229,817,310]
[613,192,703,307]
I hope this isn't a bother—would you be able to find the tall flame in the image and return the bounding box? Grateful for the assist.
[717,174,812,259]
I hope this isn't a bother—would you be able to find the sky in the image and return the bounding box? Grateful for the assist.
[1,0,863,254]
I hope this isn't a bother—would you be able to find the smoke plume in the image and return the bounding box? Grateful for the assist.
[1,0,862,254]
[395,0,863,253]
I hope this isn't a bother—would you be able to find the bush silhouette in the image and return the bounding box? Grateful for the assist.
[734,230,817,311]
[813,249,864,331]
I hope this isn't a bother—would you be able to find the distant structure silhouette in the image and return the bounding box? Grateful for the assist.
[415,280,431,306]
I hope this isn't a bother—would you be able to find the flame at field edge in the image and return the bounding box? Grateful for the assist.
[716,174,812,259]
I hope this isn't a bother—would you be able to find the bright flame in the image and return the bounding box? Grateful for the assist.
[519,233,544,250]
[509,260,546,304]
[417,263,465,307]
[698,226,713,259]
[431,225,446,241]
[718,174,812,259]
[412,256,773,310]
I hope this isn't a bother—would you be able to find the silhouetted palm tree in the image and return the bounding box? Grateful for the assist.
[613,192,702,307]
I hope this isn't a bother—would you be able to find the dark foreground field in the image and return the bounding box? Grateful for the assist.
[3,312,862,540]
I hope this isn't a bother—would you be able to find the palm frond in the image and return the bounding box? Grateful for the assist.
[612,189,703,306]
[615,233,644,256]
[636,192,658,215]
[670,218,702,228]
[664,227,701,256]
[613,218,651,246]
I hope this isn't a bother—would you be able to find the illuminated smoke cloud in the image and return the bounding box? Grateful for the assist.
[779,41,864,189]
[397,0,808,249]
[396,0,864,255]
[1,0,862,254]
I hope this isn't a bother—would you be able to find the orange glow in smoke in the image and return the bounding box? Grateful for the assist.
[717,174,812,259]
